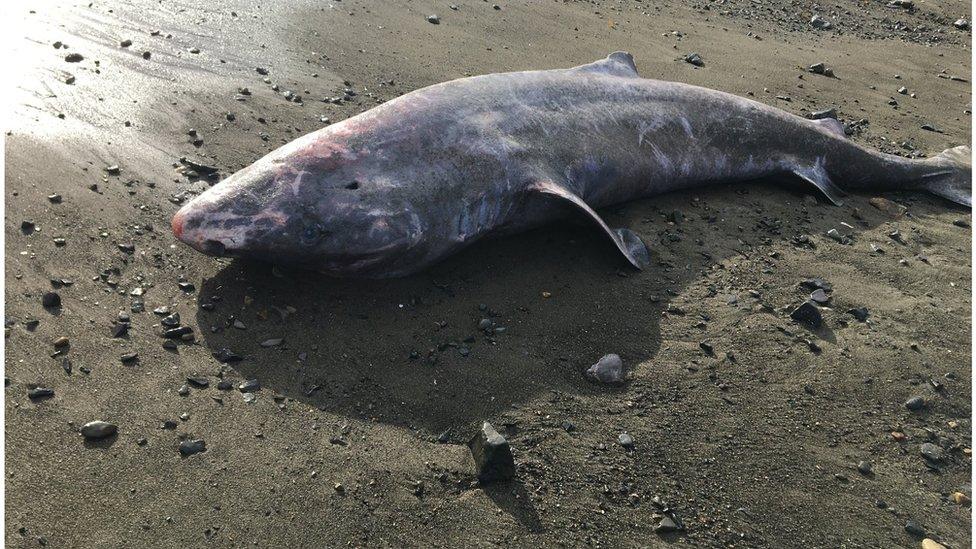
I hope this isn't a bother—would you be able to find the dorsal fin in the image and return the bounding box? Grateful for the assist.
[571,51,639,78]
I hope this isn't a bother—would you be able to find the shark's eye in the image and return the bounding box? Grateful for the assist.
[299,224,324,246]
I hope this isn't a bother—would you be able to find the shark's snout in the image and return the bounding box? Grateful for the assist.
[171,208,186,240]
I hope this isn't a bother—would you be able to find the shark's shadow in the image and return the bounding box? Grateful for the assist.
[193,184,957,439]
[195,214,657,439]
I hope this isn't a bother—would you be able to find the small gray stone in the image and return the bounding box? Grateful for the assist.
[684,53,704,67]
[857,460,873,475]
[468,422,515,483]
[239,379,260,392]
[586,353,625,384]
[426,14,440,24]
[905,396,925,411]
[809,289,830,304]
[618,433,634,448]
[810,14,832,29]
[179,439,206,456]
[81,421,117,440]
[919,442,943,462]
[904,520,926,537]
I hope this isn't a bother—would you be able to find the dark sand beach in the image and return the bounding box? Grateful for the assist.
[4,1,972,546]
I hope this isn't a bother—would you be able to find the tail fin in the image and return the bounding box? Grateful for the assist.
[923,145,972,207]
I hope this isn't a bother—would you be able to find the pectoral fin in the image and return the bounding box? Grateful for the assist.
[792,162,845,206]
[529,180,650,269]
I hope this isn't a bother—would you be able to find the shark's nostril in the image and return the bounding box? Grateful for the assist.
[202,239,227,256]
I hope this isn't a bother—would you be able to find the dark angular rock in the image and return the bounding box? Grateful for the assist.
[163,326,192,339]
[848,307,870,322]
[468,422,516,483]
[111,322,129,338]
[186,377,209,388]
[684,52,704,67]
[238,379,260,392]
[179,439,207,456]
[213,348,242,363]
[160,313,181,327]
[790,301,823,328]
[919,442,943,462]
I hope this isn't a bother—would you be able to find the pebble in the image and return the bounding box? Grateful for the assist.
[848,307,870,322]
[120,352,138,364]
[52,336,70,348]
[953,19,970,30]
[42,292,62,309]
[65,52,84,63]
[684,53,704,67]
[242,392,257,403]
[177,384,190,396]
[789,301,822,329]
[426,14,440,24]
[81,421,117,440]
[905,396,925,411]
[810,14,832,29]
[921,540,947,549]
[585,353,625,384]
[187,377,209,388]
[951,492,970,505]
[468,421,516,483]
[260,338,283,348]
[120,39,132,47]
[655,515,681,533]
[919,442,943,462]
[808,108,837,120]
[238,379,261,392]
[161,313,181,327]
[904,520,926,538]
[111,323,129,338]
[179,439,206,456]
[809,289,830,304]
[857,460,873,475]
[28,387,55,400]
[618,433,634,448]
[217,380,233,391]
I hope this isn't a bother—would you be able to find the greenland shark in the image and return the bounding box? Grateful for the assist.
[172,51,971,277]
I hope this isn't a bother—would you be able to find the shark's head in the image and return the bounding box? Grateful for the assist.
[171,132,426,277]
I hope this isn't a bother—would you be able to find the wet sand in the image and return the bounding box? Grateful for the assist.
[4,0,972,547]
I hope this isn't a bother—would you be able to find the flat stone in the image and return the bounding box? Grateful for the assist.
[81,421,117,440]
[28,387,55,400]
[468,422,516,483]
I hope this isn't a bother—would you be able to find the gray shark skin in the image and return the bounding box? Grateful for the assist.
[172,52,972,278]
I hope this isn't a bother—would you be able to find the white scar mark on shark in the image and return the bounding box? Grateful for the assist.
[289,170,308,197]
